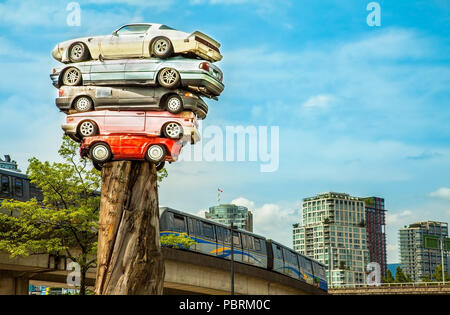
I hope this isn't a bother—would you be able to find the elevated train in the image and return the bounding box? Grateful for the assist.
[160,207,328,292]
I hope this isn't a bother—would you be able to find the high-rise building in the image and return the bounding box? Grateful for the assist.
[399,221,449,282]
[205,204,253,232]
[364,197,387,278]
[293,192,370,287]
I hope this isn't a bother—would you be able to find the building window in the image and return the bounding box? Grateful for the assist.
[14,178,23,197]
[1,176,9,194]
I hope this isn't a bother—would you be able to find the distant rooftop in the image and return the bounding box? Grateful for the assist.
[403,221,448,229]
[303,192,362,202]
[0,155,21,173]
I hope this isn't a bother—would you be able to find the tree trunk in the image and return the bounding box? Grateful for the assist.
[95,161,165,295]
[80,268,86,295]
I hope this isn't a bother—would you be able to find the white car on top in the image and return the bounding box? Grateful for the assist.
[51,23,222,64]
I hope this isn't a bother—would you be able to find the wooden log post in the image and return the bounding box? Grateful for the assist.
[95,161,165,295]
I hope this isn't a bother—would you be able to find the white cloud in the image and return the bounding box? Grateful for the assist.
[231,197,298,248]
[231,197,255,209]
[429,187,450,199]
[197,209,208,218]
[386,210,413,225]
[301,94,335,110]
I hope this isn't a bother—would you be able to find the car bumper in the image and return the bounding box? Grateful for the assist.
[50,73,60,88]
[56,97,72,111]
[181,73,224,97]
[183,126,201,145]
[52,45,63,61]
[62,123,77,135]
[179,94,208,119]
[173,40,222,63]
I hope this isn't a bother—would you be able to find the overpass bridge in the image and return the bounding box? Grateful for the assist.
[0,248,326,295]
[329,283,450,295]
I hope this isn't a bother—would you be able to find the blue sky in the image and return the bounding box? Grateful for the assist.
[0,0,449,263]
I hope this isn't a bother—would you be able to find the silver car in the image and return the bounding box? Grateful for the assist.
[50,57,224,98]
[56,86,208,119]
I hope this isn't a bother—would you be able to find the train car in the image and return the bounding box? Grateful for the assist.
[0,166,42,204]
[160,207,268,269]
[311,259,328,291]
[267,239,328,291]
[159,207,328,292]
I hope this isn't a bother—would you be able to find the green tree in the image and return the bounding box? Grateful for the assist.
[394,266,411,283]
[382,269,395,283]
[0,136,101,294]
[160,233,196,250]
[433,263,450,282]
[0,136,168,295]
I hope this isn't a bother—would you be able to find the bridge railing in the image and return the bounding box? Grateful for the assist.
[330,281,448,289]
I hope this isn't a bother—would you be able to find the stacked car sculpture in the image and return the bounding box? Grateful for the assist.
[50,23,224,170]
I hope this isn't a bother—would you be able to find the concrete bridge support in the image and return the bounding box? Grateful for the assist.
[0,271,29,295]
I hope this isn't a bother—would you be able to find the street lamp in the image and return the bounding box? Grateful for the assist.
[230,220,235,295]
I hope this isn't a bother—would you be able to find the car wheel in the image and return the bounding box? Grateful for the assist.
[69,42,90,63]
[62,67,82,86]
[165,95,183,114]
[146,145,166,163]
[158,68,180,89]
[155,161,166,172]
[90,143,111,164]
[163,122,183,139]
[78,120,98,138]
[151,37,173,59]
[73,96,93,112]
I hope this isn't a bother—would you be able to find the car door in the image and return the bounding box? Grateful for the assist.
[103,111,146,133]
[124,59,159,83]
[118,87,157,107]
[89,60,126,84]
[100,25,150,58]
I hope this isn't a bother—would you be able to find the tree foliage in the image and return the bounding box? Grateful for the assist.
[382,269,395,283]
[394,266,412,283]
[433,263,450,282]
[0,136,101,294]
[0,136,169,294]
[160,233,196,250]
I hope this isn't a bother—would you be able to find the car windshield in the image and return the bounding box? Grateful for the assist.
[117,25,151,35]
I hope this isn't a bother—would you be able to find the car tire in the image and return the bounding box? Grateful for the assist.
[151,37,173,59]
[158,68,180,89]
[163,122,183,139]
[69,42,90,63]
[77,120,98,138]
[146,144,166,163]
[62,67,82,86]
[165,95,184,114]
[73,96,94,112]
[155,161,166,172]
[89,143,112,164]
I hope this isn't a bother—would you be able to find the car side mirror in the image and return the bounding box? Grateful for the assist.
[112,31,119,37]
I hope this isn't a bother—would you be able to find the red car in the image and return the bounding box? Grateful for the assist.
[80,134,184,170]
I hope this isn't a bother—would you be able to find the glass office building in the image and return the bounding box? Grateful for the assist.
[206,204,253,232]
